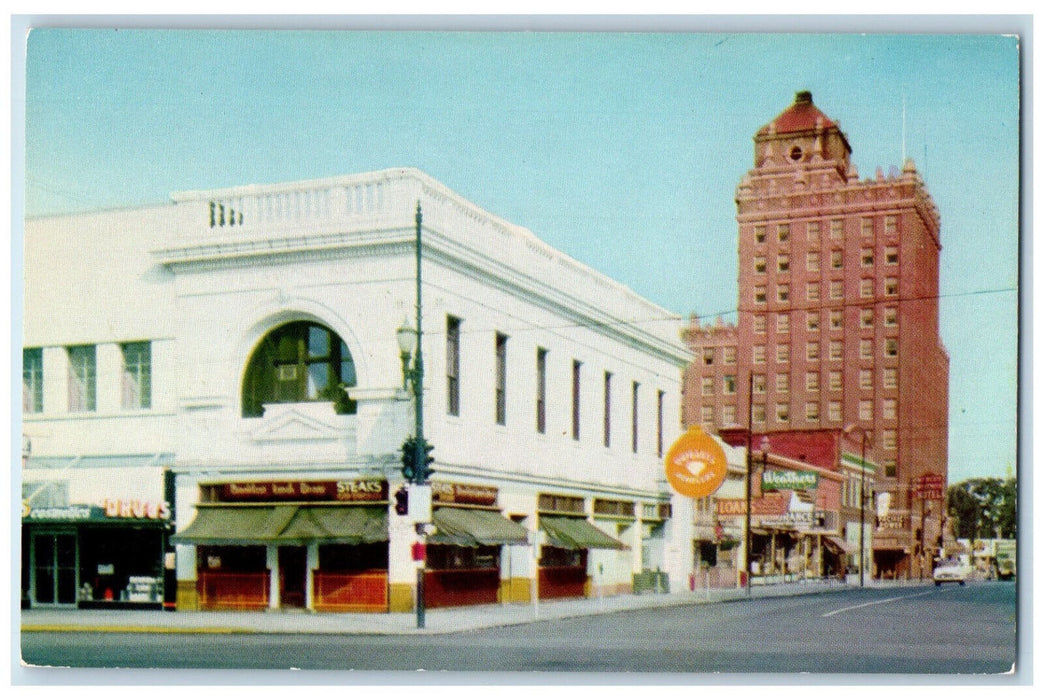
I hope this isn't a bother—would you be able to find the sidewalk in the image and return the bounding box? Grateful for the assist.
[19,578,928,636]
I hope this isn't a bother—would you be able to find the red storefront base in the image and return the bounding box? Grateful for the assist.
[313,571,388,612]
[539,565,587,599]
[424,568,500,608]
[198,570,270,611]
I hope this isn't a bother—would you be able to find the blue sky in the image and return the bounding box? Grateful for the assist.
[17,23,1022,484]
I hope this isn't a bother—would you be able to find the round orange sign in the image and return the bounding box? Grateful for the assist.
[664,426,728,499]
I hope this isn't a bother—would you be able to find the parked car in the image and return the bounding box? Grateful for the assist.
[933,559,969,586]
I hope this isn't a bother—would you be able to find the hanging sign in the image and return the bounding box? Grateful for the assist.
[664,426,728,499]
[762,470,818,491]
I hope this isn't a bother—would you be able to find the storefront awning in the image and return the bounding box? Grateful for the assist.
[540,515,628,551]
[429,507,529,547]
[171,505,388,546]
[822,536,852,554]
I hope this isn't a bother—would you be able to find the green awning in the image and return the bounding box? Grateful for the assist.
[171,505,388,546]
[539,515,628,551]
[429,507,529,547]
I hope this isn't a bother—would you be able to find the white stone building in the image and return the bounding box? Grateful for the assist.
[22,168,691,614]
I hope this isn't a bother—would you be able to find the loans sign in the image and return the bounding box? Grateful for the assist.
[664,426,728,499]
[762,470,818,491]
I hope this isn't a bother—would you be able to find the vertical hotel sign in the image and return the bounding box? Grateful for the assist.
[664,426,728,499]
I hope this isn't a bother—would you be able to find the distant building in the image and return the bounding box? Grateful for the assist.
[22,168,692,613]
[684,91,949,580]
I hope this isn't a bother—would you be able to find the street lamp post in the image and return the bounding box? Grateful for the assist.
[395,202,427,629]
[844,424,871,588]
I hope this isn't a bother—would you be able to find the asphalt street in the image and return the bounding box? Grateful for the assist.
[19,581,1017,679]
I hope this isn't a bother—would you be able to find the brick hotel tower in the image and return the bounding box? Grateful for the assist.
[684,91,949,578]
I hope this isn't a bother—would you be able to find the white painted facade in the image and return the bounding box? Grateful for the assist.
[22,168,691,612]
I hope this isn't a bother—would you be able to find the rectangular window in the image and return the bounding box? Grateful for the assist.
[603,372,613,448]
[806,251,820,272]
[755,286,767,304]
[754,256,767,274]
[806,342,820,361]
[754,224,767,243]
[885,214,898,235]
[859,399,874,421]
[884,307,898,327]
[753,345,766,364]
[723,346,737,364]
[722,404,737,425]
[883,398,898,420]
[777,223,790,242]
[883,368,898,389]
[830,310,844,330]
[777,284,790,302]
[828,401,842,422]
[829,341,844,362]
[776,345,790,364]
[631,381,640,453]
[656,390,665,458]
[701,405,714,424]
[860,339,873,359]
[495,333,508,425]
[860,309,874,328]
[776,403,790,423]
[776,374,790,393]
[830,281,844,299]
[806,372,820,392]
[885,460,897,478]
[446,316,461,416]
[885,246,899,265]
[753,403,766,423]
[572,360,582,441]
[830,218,844,239]
[884,277,899,296]
[861,248,874,267]
[703,348,715,365]
[777,254,790,273]
[883,429,897,450]
[23,348,43,414]
[121,341,152,410]
[807,220,821,243]
[861,217,874,237]
[753,374,766,394]
[805,402,820,422]
[884,338,899,358]
[860,279,874,298]
[723,375,737,395]
[776,314,790,334]
[68,345,96,412]
[536,347,547,434]
[753,315,767,334]
[859,369,873,390]
[807,312,820,331]
[829,371,843,391]
[701,377,714,396]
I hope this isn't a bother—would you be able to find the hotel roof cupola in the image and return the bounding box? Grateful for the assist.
[753,90,852,180]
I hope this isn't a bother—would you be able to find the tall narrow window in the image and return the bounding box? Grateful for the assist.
[656,390,665,458]
[121,341,152,410]
[536,347,547,434]
[446,316,461,416]
[631,381,640,454]
[68,345,96,412]
[603,372,613,448]
[495,333,508,425]
[571,361,582,441]
[23,348,43,414]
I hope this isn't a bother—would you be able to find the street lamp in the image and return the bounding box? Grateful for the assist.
[396,202,428,629]
[844,423,871,587]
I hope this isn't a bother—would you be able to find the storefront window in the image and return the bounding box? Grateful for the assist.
[318,543,388,571]
[427,545,500,571]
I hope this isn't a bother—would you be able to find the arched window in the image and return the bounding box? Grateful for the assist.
[242,321,357,417]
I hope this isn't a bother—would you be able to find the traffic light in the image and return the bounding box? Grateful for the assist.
[394,486,409,516]
[419,439,435,481]
[401,437,416,481]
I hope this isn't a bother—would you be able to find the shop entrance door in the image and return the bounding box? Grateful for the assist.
[32,531,78,607]
[278,546,307,609]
